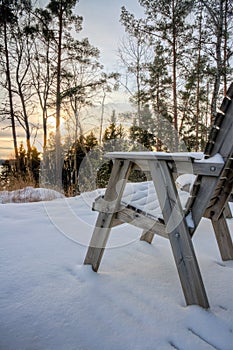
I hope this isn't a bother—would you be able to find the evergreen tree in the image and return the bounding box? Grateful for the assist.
[44,0,83,185]
[62,131,98,195]
[102,122,125,151]
[129,105,156,151]
[200,0,233,117]
[0,142,41,190]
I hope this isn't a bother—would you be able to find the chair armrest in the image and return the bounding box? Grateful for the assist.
[105,151,202,162]
[105,151,224,176]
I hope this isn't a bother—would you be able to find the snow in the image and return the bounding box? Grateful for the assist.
[201,153,225,163]
[106,151,204,160]
[0,186,64,204]
[120,180,191,224]
[175,174,197,192]
[0,186,233,350]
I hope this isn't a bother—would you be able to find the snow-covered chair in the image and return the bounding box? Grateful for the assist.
[84,83,233,308]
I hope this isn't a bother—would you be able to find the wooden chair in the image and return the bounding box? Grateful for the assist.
[84,83,233,308]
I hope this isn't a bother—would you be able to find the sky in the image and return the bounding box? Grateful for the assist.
[74,0,144,71]
[36,0,145,71]
[0,0,145,160]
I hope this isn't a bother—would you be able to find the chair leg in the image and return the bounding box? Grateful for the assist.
[84,159,132,272]
[212,212,233,261]
[140,229,154,244]
[149,160,209,308]
[84,212,115,271]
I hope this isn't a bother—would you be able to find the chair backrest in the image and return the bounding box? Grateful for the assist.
[186,83,233,228]
[204,83,233,160]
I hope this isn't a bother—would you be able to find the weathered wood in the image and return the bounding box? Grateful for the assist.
[105,151,197,162]
[210,99,233,159]
[205,157,233,220]
[140,229,155,244]
[212,212,233,260]
[116,206,168,239]
[224,203,232,219]
[189,176,219,228]
[149,160,209,308]
[106,152,224,177]
[84,159,132,271]
[192,161,223,176]
[92,196,125,214]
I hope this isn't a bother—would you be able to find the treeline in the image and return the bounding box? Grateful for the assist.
[0,143,40,190]
[0,0,232,192]
[46,113,154,195]
[0,113,154,192]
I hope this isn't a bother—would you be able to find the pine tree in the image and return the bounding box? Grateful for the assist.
[0,142,41,190]
[45,0,83,185]
[200,0,233,117]
[62,131,99,195]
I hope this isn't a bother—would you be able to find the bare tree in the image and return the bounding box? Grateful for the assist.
[117,32,152,127]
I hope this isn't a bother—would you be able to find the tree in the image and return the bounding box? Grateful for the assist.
[102,122,124,145]
[30,8,57,150]
[0,142,41,190]
[222,0,233,94]
[118,33,152,126]
[61,51,119,143]
[121,1,194,150]
[0,0,40,157]
[62,131,98,195]
[45,0,83,184]
[11,5,36,154]
[0,0,20,161]
[178,2,211,151]
[201,0,233,117]
[144,42,173,150]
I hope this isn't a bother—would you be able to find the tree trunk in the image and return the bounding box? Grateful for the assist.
[55,7,63,187]
[210,0,224,121]
[195,11,203,152]
[172,0,178,151]
[3,20,18,161]
[223,0,229,95]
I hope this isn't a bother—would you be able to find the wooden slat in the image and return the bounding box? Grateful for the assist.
[210,101,233,159]
[105,151,197,162]
[226,82,233,99]
[219,96,231,113]
[116,206,168,239]
[192,161,223,176]
[189,176,219,229]
[205,156,233,220]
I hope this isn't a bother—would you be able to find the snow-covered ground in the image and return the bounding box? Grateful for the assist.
[0,187,233,350]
